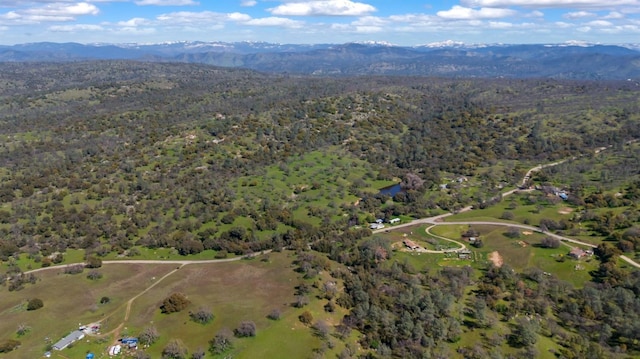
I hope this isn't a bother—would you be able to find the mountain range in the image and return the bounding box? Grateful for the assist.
[1,41,639,80]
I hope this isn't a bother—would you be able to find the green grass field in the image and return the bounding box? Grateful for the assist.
[0,251,354,359]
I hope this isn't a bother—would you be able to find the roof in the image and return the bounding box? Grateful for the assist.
[52,330,85,350]
[569,248,586,258]
[403,239,419,248]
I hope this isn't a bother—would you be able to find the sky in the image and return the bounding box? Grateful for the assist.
[0,0,639,45]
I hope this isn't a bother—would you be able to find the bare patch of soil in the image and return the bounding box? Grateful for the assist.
[489,251,503,267]
[558,207,574,215]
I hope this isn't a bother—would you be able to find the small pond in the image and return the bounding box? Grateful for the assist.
[379,183,402,197]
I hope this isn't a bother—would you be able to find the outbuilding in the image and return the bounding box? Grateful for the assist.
[52,330,85,351]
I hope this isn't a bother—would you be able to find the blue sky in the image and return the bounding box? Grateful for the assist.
[1,0,639,45]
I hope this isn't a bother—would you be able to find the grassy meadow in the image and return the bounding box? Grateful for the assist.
[0,251,355,359]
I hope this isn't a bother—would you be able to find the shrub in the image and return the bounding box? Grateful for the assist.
[100,296,110,304]
[540,236,561,249]
[85,256,102,268]
[63,264,84,275]
[299,311,313,325]
[87,270,103,280]
[139,326,160,345]
[189,307,214,325]
[26,298,43,311]
[0,339,20,353]
[267,308,282,320]
[234,321,256,337]
[501,211,515,220]
[209,328,233,355]
[160,293,190,314]
[162,339,187,359]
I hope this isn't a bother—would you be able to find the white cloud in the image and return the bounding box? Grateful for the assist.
[245,17,303,27]
[227,12,252,21]
[355,25,382,32]
[49,23,103,31]
[437,6,516,19]
[603,11,623,18]
[352,15,387,26]
[22,2,99,16]
[156,11,250,24]
[564,11,595,19]
[586,19,613,25]
[135,0,198,5]
[116,17,151,26]
[268,0,376,16]
[488,21,514,28]
[461,0,640,9]
[555,21,573,27]
[240,0,257,6]
[0,2,99,24]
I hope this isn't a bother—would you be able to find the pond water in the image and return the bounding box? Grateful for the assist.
[379,183,402,196]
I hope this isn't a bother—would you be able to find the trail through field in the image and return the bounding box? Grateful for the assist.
[101,264,186,343]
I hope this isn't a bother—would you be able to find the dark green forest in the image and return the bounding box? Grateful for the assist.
[1,61,640,358]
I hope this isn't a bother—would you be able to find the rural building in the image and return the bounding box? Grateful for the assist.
[403,239,420,250]
[389,218,400,224]
[52,330,85,350]
[121,337,139,349]
[458,249,472,259]
[569,248,587,259]
[369,223,385,230]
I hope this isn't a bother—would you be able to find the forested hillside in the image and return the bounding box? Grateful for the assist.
[1,61,640,358]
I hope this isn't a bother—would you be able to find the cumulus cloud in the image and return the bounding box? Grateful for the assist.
[603,11,624,18]
[245,17,303,27]
[437,6,516,19]
[352,15,387,26]
[488,21,514,28]
[564,11,595,19]
[22,2,99,16]
[461,0,640,9]
[49,23,103,31]
[354,25,382,32]
[135,0,198,5]
[0,2,99,24]
[116,17,151,26]
[587,19,613,25]
[268,0,376,16]
[156,11,250,24]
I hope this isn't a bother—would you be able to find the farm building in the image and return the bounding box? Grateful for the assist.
[52,330,85,350]
[403,239,420,250]
[569,248,587,259]
[121,337,139,349]
[389,218,400,224]
[458,249,472,259]
[369,223,385,230]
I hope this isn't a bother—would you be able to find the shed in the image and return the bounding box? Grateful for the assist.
[389,218,400,224]
[403,239,420,250]
[569,247,586,259]
[52,330,85,350]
